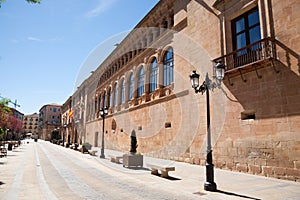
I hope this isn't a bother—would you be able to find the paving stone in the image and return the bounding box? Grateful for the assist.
[0,139,300,200]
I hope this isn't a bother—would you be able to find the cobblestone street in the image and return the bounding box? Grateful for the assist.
[0,140,200,200]
[1,140,300,200]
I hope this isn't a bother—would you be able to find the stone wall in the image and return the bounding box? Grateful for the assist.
[75,0,300,182]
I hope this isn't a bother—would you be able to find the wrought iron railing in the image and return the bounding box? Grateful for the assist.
[213,37,276,73]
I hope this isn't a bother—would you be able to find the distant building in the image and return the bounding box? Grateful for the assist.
[22,113,39,138]
[38,104,61,140]
[61,96,75,146]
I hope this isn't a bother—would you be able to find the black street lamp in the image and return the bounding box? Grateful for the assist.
[99,106,108,159]
[189,61,225,192]
[5,129,9,141]
[63,124,67,147]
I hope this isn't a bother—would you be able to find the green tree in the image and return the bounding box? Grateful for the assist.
[0,0,41,7]
[0,98,11,138]
[25,0,41,3]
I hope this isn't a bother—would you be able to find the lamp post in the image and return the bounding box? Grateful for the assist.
[189,61,225,192]
[63,124,67,146]
[57,127,60,141]
[99,106,108,159]
[74,119,80,150]
[5,129,9,141]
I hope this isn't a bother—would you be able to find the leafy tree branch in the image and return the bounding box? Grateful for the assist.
[0,98,11,138]
[0,0,41,7]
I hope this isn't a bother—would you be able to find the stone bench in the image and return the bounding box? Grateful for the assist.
[109,155,123,164]
[88,150,97,156]
[147,163,175,178]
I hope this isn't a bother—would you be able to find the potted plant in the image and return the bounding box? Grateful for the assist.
[81,142,92,153]
[123,130,143,168]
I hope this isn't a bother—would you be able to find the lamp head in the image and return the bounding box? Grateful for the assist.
[190,70,200,89]
[100,107,108,116]
[99,108,104,116]
[104,106,108,115]
[214,61,225,81]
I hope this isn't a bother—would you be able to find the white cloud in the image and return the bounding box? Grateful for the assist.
[85,0,117,18]
[27,36,43,42]
[26,36,63,43]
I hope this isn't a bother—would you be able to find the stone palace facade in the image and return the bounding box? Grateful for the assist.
[65,0,300,181]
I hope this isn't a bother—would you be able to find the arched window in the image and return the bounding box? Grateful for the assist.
[103,92,106,108]
[107,89,111,108]
[129,73,134,100]
[120,79,125,104]
[149,58,158,93]
[95,96,98,112]
[113,83,118,106]
[137,66,144,97]
[163,48,174,87]
[98,94,102,111]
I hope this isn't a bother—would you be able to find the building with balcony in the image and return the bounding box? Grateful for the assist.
[22,113,39,138]
[70,0,300,181]
[61,96,75,146]
[38,104,62,141]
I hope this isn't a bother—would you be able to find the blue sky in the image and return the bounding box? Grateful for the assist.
[0,0,159,115]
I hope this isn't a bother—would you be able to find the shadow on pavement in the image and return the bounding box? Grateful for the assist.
[151,173,181,181]
[193,192,207,196]
[125,166,151,171]
[217,189,261,200]
[163,175,181,181]
[12,150,24,152]
[6,154,17,157]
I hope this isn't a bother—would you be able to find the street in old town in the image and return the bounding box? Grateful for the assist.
[0,140,299,200]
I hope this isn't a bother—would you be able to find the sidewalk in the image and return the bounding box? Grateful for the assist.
[1,142,300,199]
[93,148,300,200]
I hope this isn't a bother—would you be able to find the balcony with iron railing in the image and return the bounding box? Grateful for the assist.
[213,37,277,80]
